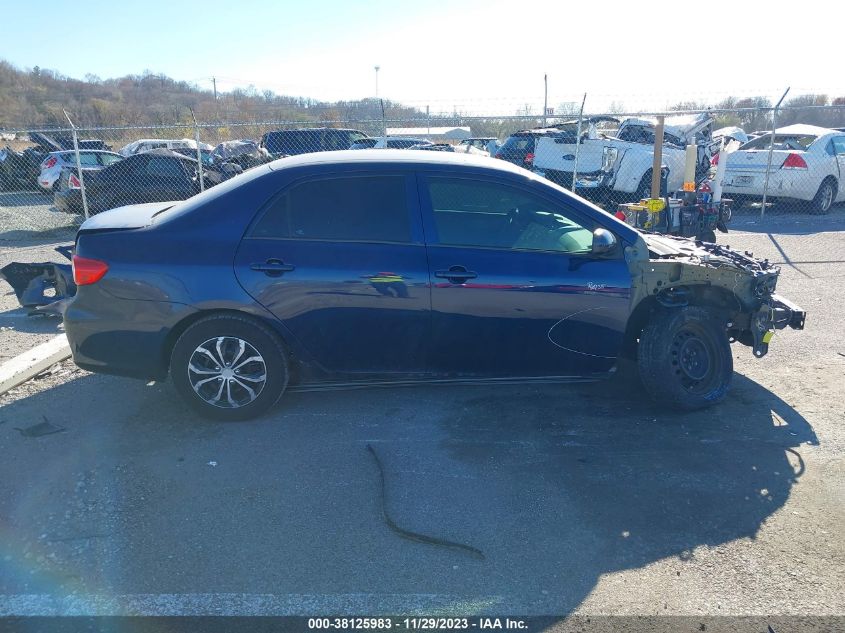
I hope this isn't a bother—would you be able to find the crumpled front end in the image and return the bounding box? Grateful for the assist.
[631,234,806,358]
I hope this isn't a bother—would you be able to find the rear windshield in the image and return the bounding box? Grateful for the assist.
[741,134,817,151]
[501,135,534,152]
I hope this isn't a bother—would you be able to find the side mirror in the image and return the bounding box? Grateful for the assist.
[591,228,617,256]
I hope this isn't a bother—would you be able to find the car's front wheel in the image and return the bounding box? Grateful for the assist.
[171,314,289,421]
[637,306,733,410]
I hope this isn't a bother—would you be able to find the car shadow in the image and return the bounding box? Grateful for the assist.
[731,205,845,235]
[0,368,818,615]
[427,370,818,611]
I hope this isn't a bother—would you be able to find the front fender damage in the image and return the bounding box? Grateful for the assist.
[625,233,806,358]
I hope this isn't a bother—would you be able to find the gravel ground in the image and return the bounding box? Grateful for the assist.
[0,208,842,619]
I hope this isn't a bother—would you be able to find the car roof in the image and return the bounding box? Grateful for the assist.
[264,127,364,134]
[51,149,117,155]
[131,148,198,162]
[267,149,521,174]
[510,128,560,136]
[772,123,836,137]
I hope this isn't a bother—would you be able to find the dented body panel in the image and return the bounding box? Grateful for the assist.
[625,233,805,357]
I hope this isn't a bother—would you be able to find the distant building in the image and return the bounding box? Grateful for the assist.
[385,126,471,142]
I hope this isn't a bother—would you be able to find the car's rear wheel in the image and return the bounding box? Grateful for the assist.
[171,314,289,421]
[809,178,836,215]
[637,306,732,410]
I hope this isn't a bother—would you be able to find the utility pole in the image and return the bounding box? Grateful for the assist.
[543,74,548,127]
[374,65,380,99]
[212,77,218,123]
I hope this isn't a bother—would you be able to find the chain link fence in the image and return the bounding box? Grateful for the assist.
[2,103,845,244]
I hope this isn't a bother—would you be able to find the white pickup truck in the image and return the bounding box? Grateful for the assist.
[534,113,716,202]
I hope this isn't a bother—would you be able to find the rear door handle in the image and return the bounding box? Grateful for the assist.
[250,258,295,277]
[434,266,478,283]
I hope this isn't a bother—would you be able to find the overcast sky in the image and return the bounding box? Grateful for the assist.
[1,0,838,114]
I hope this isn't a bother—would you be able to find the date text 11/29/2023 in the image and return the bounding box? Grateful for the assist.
[307,617,528,630]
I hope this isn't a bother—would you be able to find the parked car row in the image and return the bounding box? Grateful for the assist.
[48,128,499,215]
[53,139,280,215]
[1,132,110,191]
[491,118,845,214]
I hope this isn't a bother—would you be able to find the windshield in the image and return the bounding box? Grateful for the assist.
[740,134,818,151]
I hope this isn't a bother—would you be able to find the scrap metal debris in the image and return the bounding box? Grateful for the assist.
[0,245,76,315]
[13,415,66,438]
[366,443,484,560]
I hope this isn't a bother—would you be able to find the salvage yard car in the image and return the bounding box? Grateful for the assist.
[55,148,206,214]
[38,150,123,191]
[533,113,716,203]
[718,124,845,214]
[64,151,805,421]
[259,127,370,156]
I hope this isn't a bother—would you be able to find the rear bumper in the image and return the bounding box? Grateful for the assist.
[63,287,198,380]
[722,172,818,201]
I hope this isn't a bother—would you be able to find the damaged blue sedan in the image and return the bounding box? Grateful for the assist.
[63,150,805,420]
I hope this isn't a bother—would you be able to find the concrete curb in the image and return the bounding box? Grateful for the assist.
[0,334,71,395]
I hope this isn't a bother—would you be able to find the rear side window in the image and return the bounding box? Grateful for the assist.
[832,137,845,156]
[146,157,185,178]
[78,152,99,166]
[252,175,410,243]
[99,153,122,166]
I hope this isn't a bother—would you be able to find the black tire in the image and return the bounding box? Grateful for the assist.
[809,178,836,215]
[637,306,733,410]
[698,229,717,243]
[170,314,289,421]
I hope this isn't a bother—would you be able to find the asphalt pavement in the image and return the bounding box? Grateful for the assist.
[0,208,842,618]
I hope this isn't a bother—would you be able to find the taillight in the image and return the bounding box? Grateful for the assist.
[615,210,627,221]
[781,153,807,169]
[72,255,109,286]
[710,152,719,166]
[43,157,57,169]
[69,173,81,189]
[524,152,535,166]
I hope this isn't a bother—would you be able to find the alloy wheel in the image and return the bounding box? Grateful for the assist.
[187,336,267,408]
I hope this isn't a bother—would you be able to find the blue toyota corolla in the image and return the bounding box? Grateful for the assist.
[64,150,804,420]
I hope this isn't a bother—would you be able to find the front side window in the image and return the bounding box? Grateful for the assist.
[252,175,410,243]
[427,177,594,254]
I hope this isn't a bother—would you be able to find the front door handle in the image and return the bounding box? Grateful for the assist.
[250,258,295,277]
[434,266,478,283]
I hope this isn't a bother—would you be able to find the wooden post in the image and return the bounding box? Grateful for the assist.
[650,115,664,199]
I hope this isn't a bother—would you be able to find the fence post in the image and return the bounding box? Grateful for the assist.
[760,87,790,219]
[571,93,587,193]
[190,108,205,193]
[63,109,89,220]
